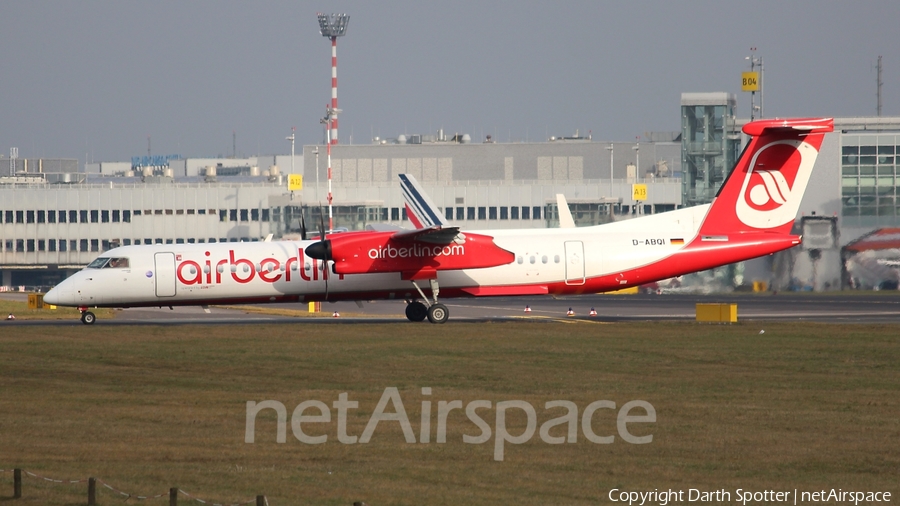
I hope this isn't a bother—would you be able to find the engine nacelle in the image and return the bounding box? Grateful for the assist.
[309,231,514,275]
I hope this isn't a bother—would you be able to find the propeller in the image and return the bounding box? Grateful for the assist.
[303,206,332,299]
[305,210,332,261]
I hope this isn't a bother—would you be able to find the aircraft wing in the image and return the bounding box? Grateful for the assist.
[391,225,462,244]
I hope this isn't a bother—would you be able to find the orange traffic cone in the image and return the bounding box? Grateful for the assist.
[589,307,597,316]
[566,308,575,317]
[332,311,340,318]
[524,305,532,313]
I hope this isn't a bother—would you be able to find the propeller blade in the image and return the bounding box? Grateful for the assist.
[299,212,307,241]
[305,206,332,260]
[319,206,329,300]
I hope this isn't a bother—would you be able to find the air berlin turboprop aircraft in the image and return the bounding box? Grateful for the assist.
[44,117,833,324]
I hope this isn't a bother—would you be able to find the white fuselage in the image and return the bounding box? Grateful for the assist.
[45,204,723,308]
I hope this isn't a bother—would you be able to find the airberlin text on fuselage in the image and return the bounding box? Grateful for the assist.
[175,248,334,286]
[368,243,465,260]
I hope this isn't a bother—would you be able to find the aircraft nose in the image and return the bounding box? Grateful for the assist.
[44,287,60,306]
[43,281,74,306]
[43,286,61,305]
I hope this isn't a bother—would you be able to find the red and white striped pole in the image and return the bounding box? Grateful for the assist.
[330,37,338,145]
[326,108,333,231]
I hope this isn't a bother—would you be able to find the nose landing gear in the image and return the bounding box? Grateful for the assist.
[78,307,96,325]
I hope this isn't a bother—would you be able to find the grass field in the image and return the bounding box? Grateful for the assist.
[0,322,897,505]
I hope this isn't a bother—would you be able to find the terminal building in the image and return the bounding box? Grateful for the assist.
[2,93,900,292]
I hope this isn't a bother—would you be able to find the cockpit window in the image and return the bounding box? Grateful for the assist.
[87,257,110,269]
[108,258,129,268]
[86,257,129,269]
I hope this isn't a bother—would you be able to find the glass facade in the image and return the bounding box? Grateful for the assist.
[841,134,900,223]
[680,95,741,207]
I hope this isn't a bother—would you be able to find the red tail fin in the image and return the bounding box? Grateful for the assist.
[699,118,833,235]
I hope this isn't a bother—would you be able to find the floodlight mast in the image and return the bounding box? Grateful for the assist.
[318,13,349,145]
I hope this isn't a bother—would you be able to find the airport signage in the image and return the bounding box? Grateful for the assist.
[632,183,647,201]
[288,174,303,191]
[742,71,759,92]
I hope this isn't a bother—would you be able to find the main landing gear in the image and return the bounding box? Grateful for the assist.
[79,307,96,325]
[405,279,449,324]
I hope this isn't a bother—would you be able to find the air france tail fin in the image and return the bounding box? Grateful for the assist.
[699,117,833,236]
[399,174,447,228]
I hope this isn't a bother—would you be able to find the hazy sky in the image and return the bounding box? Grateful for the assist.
[1,1,898,163]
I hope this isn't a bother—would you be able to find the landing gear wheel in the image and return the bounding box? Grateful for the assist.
[80,311,96,325]
[427,303,449,324]
[405,301,428,322]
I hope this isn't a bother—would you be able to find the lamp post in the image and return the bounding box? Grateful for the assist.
[632,138,640,178]
[313,146,319,203]
[286,128,295,201]
[606,144,614,197]
[286,127,295,174]
[632,140,641,214]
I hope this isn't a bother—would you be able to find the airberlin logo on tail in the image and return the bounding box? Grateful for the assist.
[735,139,818,229]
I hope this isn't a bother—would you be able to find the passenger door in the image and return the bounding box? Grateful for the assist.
[154,252,177,297]
[564,241,585,285]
